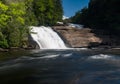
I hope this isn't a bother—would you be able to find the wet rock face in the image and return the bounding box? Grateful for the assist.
[53,26,102,48]
[28,35,40,49]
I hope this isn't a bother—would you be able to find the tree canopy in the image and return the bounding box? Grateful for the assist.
[0,0,63,48]
[71,0,120,35]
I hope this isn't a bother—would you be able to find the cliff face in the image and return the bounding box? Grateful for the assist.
[53,26,102,48]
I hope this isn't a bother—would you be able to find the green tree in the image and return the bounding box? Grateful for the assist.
[53,0,63,22]
[7,2,26,47]
[0,1,29,48]
[25,0,38,26]
[0,0,64,48]
[33,0,63,26]
[71,0,120,35]
[0,1,10,48]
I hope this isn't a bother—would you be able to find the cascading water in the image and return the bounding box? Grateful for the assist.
[30,26,67,49]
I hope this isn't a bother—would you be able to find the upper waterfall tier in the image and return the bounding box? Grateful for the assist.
[30,26,67,49]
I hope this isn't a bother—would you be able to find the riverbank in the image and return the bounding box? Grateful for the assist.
[0,47,36,52]
[0,25,120,52]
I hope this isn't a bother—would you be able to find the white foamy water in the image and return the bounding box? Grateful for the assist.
[68,23,84,29]
[30,26,67,49]
[12,55,59,61]
[14,53,73,61]
[39,55,59,59]
[89,54,113,60]
[63,53,73,57]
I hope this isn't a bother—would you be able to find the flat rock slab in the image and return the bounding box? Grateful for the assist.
[53,26,102,48]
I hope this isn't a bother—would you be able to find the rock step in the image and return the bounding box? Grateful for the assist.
[53,26,102,48]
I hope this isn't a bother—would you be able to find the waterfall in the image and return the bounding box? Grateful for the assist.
[30,26,67,49]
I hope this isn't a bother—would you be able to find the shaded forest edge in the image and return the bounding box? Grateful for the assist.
[0,0,63,50]
[70,0,120,36]
[63,0,120,48]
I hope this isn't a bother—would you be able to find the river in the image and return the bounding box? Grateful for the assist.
[0,49,120,84]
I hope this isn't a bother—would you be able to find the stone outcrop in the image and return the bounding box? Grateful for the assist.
[28,35,40,49]
[53,26,102,48]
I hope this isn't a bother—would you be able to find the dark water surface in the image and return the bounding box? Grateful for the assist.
[0,49,120,84]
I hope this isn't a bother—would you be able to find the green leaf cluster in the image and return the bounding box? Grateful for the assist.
[0,0,30,48]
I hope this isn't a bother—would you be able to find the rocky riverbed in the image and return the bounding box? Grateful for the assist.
[53,26,120,48]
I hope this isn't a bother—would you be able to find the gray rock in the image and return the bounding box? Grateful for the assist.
[53,26,102,48]
[28,35,40,49]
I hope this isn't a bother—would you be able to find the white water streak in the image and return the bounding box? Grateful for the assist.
[89,54,113,60]
[30,26,67,49]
